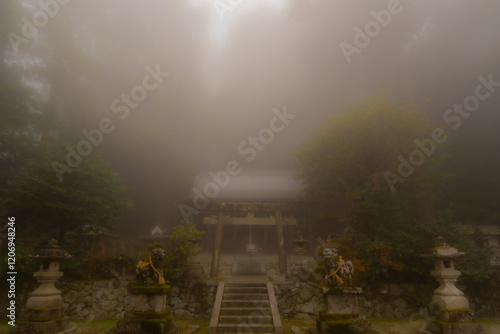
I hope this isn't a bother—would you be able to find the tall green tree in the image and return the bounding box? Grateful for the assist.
[0,1,44,210]
[4,138,132,241]
[296,93,447,240]
[1,2,134,234]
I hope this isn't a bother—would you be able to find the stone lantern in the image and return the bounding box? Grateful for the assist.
[421,236,469,310]
[186,236,205,280]
[418,236,485,334]
[294,231,307,255]
[290,231,310,280]
[13,238,79,334]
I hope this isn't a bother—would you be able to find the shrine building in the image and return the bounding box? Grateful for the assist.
[183,171,308,278]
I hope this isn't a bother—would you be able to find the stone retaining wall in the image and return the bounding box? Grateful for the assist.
[9,278,498,321]
[275,282,323,319]
[274,281,495,320]
[57,279,217,320]
[360,283,435,319]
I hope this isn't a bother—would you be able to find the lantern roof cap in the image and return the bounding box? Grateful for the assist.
[29,238,72,261]
[420,236,465,259]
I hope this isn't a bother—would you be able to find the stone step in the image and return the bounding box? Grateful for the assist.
[219,315,273,324]
[222,300,270,308]
[213,282,279,334]
[225,283,267,288]
[220,307,271,316]
[217,323,275,333]
[223,293,269,300]
[224,287,268,294]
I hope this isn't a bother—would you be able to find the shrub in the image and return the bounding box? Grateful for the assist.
[141,221,204,285]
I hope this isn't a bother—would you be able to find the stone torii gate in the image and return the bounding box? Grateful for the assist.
[202,202,299,278]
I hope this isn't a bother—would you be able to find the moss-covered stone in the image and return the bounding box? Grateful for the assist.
[19,306,65,321]
[11,317,73,334]
[118,309,174,334]
[426,319,485,334]
[316,318,372,334]
[139,318,174,334]
[316,312,372,333]
[317,311,361,322]
[131,309,172,320]
[321,286,362,295]
[128,283,171,295]
[435,309,476,323]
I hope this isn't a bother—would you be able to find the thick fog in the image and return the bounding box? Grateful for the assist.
[4,0,500,234]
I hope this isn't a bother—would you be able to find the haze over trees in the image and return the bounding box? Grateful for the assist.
[295,94,496,283]
[296,94,446,238]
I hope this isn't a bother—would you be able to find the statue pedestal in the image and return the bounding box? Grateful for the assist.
[418,310,485,334]
[116,284,173,334]
[316,287,371,334]
[15,270,79,334]
[324,287,361,314]
[429,268,470,309]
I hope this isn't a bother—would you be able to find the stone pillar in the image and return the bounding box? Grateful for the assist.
[152,294,167,312]
[117,285,172,334]
[317,289,372,334]
[276,211,287,275]
[210,207,225,278]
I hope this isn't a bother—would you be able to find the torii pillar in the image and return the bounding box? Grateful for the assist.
[276,211,287,275]
[210,207,225,278]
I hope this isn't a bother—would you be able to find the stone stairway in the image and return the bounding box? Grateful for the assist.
[210,281,282,334]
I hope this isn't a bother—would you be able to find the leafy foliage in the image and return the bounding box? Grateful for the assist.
[296,93,446,238]
[43,222,204,283]
[0,240,37,291]
[297,94,493,284]
[356,211,494,285]
[4,138,132,240]
[161,221,205,284]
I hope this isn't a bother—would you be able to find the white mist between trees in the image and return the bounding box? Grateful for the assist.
[51,65,169,182]
[178,106,296,223]
[385,73,500,192]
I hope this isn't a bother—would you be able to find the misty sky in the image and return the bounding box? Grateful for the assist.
[8,0,500,232]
